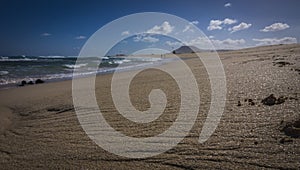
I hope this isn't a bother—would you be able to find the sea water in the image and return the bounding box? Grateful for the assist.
[0,55,169,88]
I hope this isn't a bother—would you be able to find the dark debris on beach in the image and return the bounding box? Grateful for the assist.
[18,79,44,86]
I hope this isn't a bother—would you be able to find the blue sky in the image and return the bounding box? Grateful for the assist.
[0,0,299,56]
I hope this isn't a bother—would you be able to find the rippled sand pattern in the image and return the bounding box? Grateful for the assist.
[0,44,299,169]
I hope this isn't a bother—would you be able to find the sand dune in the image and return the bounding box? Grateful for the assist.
[0,44,299,169]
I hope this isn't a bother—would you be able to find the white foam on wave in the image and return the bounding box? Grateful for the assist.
[127,57,162,62]
[108,59,131,65]
[101,56,109,60]
[0,57,38,62]
[63,63,88,69]
[39,55,67,59]
[0,56,174,87]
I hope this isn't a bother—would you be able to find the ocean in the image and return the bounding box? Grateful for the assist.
[0,55,167,88]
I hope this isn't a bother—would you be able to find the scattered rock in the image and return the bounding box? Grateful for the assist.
[261,94,277,106]
[47,108,61,112]
[19,80,27,86]
[19,79,45,86]
[276,96,286,104]
[246,99,255,105]
[254,141,258,145]
[282,119,300,138]
[35,79,44,84]
[289,97,298,101]
[261,94,285,106]
[239,99,256,106]
[279,137,293,144]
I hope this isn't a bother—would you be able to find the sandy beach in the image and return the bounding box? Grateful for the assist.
[0,44,299,169]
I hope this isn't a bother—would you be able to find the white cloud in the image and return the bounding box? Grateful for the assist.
[75,36,86,40]
[165,41,182,47]
[121,31,130,36]
[212,38,246,49]
[133,34,159,43]
[223,18,237,25]
[41,33,51,36]
[224,3,231,7]
[185,36,246,49]
[207,20,223,30]
[229,22,252,33]
[190,20,199,25]
[147,21,174,35]
[207,18,237,31]
[208,35,214,39]
[260,23,290,32]
[253,37,297,46]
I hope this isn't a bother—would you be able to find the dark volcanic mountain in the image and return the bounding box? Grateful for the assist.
[172,46,201,54]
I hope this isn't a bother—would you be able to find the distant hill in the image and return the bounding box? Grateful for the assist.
[172,46,202,54]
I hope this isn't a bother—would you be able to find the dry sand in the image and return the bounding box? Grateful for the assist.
[0,44,299,169]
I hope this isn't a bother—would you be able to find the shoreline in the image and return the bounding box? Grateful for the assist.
[0,56,178,90]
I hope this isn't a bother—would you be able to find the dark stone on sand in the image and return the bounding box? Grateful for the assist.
[289,97,298,101]
[245,99,255,105]
[276,96,286,104]
[237,101,241,106]
[35,79,44,84]
[28,81,34,85]
[254,141,258,145]
[261,94,285,106]
[279,137,293,144]
[279,138,284,144]
[19,80,27,86]
[47,108,61,112]
[282,119,300,138]
[261,94,277,106]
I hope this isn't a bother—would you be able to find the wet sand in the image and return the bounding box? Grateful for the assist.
[0,44,299,169]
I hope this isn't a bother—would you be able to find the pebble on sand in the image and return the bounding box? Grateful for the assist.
[35,79,45,84]
[261,94,285,106]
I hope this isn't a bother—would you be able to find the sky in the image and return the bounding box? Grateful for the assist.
[0,0,299,56]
